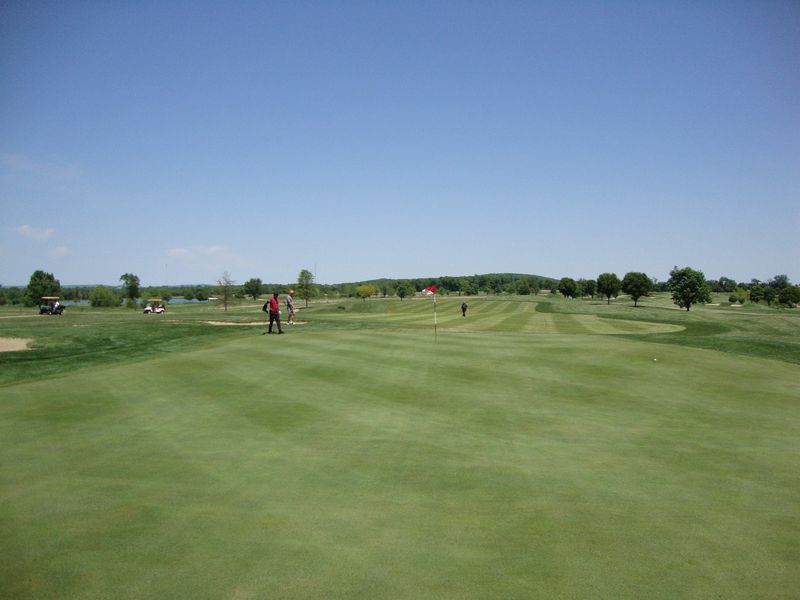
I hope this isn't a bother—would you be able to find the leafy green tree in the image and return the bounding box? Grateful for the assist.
[0,285,19,306]
[578,279,596,298]
[557,277,578,299]
[622,272,652,307]
[652,278,669,292]
[778,286,800,307]
[89,285,120,307]
[463,279,479,295]
[597,273,621,305]
[243,278,263,301]
[716,277,737,293]
[194,286,209,301]
[356,284,376,300]
[769,274,790,290]
[485,276,503,295]
[25,270,61,306]
[297,269,317,308]
[439,277,458,293]
[119,273,140,302]
[749,284,765,304]
[0,286,25,306]
[396,282,414,300]
[763,286,778,306]
[668,266,711,311]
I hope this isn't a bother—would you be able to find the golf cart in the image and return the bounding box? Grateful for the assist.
[143,299,166,314]
[39,296,65,315]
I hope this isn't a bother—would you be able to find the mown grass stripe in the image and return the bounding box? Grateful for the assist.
[1,297,799,598]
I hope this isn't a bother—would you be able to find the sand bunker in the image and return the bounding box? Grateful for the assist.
[0,338,32,352]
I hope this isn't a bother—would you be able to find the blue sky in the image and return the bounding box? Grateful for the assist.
[1,1,798,287]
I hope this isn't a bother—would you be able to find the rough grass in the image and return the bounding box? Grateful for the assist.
[1,297,798,599]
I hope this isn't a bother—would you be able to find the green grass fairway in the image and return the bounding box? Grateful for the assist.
[1,296,798,598]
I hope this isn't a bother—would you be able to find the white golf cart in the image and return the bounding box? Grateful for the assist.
[143,298,166,314]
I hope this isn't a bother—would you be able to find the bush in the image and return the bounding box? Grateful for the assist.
[90,286,120,308]
[778,286,800,307]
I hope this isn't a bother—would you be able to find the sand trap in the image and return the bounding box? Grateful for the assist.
[0,338,32,352]
[204,320,307,326]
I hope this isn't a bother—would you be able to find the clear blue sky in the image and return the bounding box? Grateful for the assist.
[1,1,798,287]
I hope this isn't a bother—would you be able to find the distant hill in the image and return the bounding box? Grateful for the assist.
[351,273,556,286]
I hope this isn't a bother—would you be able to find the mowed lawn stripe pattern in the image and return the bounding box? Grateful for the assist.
[317,298,682,336]
[1,321,798,599]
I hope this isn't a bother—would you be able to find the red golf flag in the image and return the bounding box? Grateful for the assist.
[422,284,436,295]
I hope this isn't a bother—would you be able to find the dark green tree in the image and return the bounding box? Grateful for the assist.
[463,279,479,295]
[597,272,621,305]
[396,282,414,300]
[716,277,737,293]
[769,274,790,290]
[119,273,140,302]
[578,279,596,298]
[749,284,765,304]
[485,276,503,295]
[778,286,800,307]
[243,278,263,301]
[194,286,210,301]
[622,272,652,307]
[0,286,25,305]
[763,286,778,306]
[25,270,61,306]
[668,266,711,311]
[557,277,578,299]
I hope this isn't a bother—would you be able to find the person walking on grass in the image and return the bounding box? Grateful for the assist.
[266,292,283,334]
[461,301,468,317]
[286,289,296,325]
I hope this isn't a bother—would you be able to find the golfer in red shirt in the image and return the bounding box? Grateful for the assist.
[267,292,283,334]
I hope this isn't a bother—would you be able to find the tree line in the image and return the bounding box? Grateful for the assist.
[2,268,798,310]
[555,268,800,309]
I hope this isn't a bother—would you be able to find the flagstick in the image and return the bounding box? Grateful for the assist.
[433,293,437,343]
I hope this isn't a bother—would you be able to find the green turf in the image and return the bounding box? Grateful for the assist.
[1,297,798,598]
